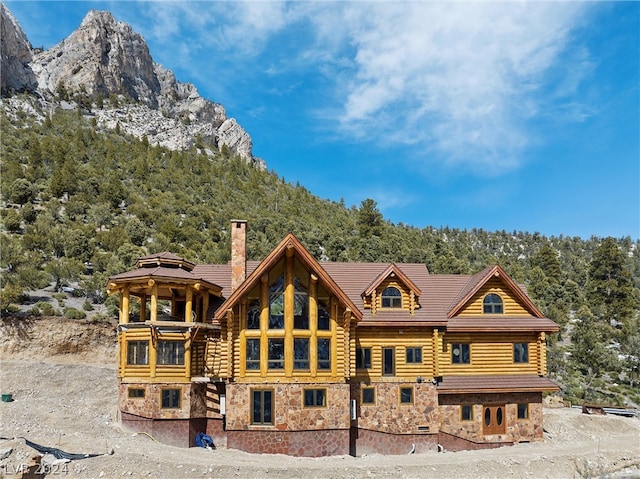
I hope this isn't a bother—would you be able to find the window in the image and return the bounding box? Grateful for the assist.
[406,347,422,363]
[246,338,260,370]
[127,341,149,365]
[356,347,372,369]
[514,343,529,363]
[157,341,184,365]
[128,388,145,399]
[362,387,375,405]
[517,403,529,419]
[483,293,503,314]
[303,388,326,407]
[268,275,285,329]
[294,338,309,369]
[317,301,330,330]
[161,388,181,409]
[247,299,260,329]
[293,277,309,329]
[317,338,331,370]
[251,389,273,425]
[268,338,285,369]
[461,405,473,421]
[400,386,413,404]
[381,287,402,308]
[383,347,395,376]
[451,343,470,364]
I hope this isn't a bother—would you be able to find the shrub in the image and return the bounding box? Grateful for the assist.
[82,300,94,311]
[64,307,86,319]
[35,301,56,316]
[30,305,42,316]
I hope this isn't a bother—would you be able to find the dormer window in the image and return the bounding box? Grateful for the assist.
[483,293,503,314]
[381,287,402,308]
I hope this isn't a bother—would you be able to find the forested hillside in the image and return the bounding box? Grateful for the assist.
[1,95,638,407]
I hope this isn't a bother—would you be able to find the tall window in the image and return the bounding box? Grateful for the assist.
[246,338,260,370]
[451,343,470,364]
[268,338,285,369]
[127,340,149,365]
[247,299,260,329]
[269,275,285,329]
[381,287,402,308]
[406,347,422,363]
[317,338,331,370]
[514,343,529,363]
[157,341,184,365]
[483,293,503,314]
[383,347,395,376]
[294,338,309,369]
[356,347,372,369]
[293,277,309,329]
[317,300,330,330]
[251,389,273,425]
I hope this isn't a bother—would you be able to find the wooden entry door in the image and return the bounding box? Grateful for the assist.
[483,405,506,435]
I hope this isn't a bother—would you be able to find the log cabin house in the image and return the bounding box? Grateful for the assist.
[107,220,559,456]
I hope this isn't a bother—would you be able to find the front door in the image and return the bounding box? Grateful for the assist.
[482,405,506,435]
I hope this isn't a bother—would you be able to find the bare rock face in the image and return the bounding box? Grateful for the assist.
[0,3,37,94]
[32,10,160,105]
[1,7,260,165]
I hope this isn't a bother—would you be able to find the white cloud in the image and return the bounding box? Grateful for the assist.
[131,1,591,174]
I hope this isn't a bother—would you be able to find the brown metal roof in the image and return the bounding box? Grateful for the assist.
[437,375,560,394]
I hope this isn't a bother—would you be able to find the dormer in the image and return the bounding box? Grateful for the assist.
[362,264,422,315]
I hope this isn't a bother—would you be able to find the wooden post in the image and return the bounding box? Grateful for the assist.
[260,275,268,377]
[284,247,294,377]
[310,274,318,377]
[185,286,193,322]
[122,285,130,324]
[149,280,158,322]
[433,329,440,378]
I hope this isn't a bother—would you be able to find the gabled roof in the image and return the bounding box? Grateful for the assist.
[447,264,544,318]
[362,263,422,297]
[213,234,362,322]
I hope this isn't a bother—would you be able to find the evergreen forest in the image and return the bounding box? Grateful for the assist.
[1,95,639,408]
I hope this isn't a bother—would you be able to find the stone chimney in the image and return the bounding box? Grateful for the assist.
[230,220,247,292]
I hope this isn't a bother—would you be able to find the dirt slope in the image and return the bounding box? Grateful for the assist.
[0,318,638,479]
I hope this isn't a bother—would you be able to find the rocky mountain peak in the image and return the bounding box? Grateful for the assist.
[0,5,261,166]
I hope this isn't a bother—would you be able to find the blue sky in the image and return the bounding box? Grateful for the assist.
[5,1,639,239]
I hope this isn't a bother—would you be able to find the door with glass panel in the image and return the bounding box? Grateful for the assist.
[482,404,506,435]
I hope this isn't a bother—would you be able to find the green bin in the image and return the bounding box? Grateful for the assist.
[1,393,13,402]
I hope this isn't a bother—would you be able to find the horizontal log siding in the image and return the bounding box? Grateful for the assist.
[439,333,539,375]
[120,329,191,379]
[355,327,435,379]
[458,279,530,316]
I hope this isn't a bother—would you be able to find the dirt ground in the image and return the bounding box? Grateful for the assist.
[0,318,639,479]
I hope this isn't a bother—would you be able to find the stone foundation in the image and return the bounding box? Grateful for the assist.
[351,427,438,456]
[227,429,349,457]
[438,392,543,445]
[121,412,207,448]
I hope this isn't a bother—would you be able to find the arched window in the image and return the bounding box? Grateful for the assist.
[483,293,503,314]
[381,287,402,308]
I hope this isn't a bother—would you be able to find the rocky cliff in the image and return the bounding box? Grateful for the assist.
[0,5,261,166]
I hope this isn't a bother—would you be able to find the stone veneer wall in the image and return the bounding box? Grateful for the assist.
[224,382,350,455]
[119,382,207,419]
[350,382,439,455]
[120,412,207,448]
[351,382,439,434]
[227,429,349,457]
[351,427,438,456]
[438,391,543,448]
